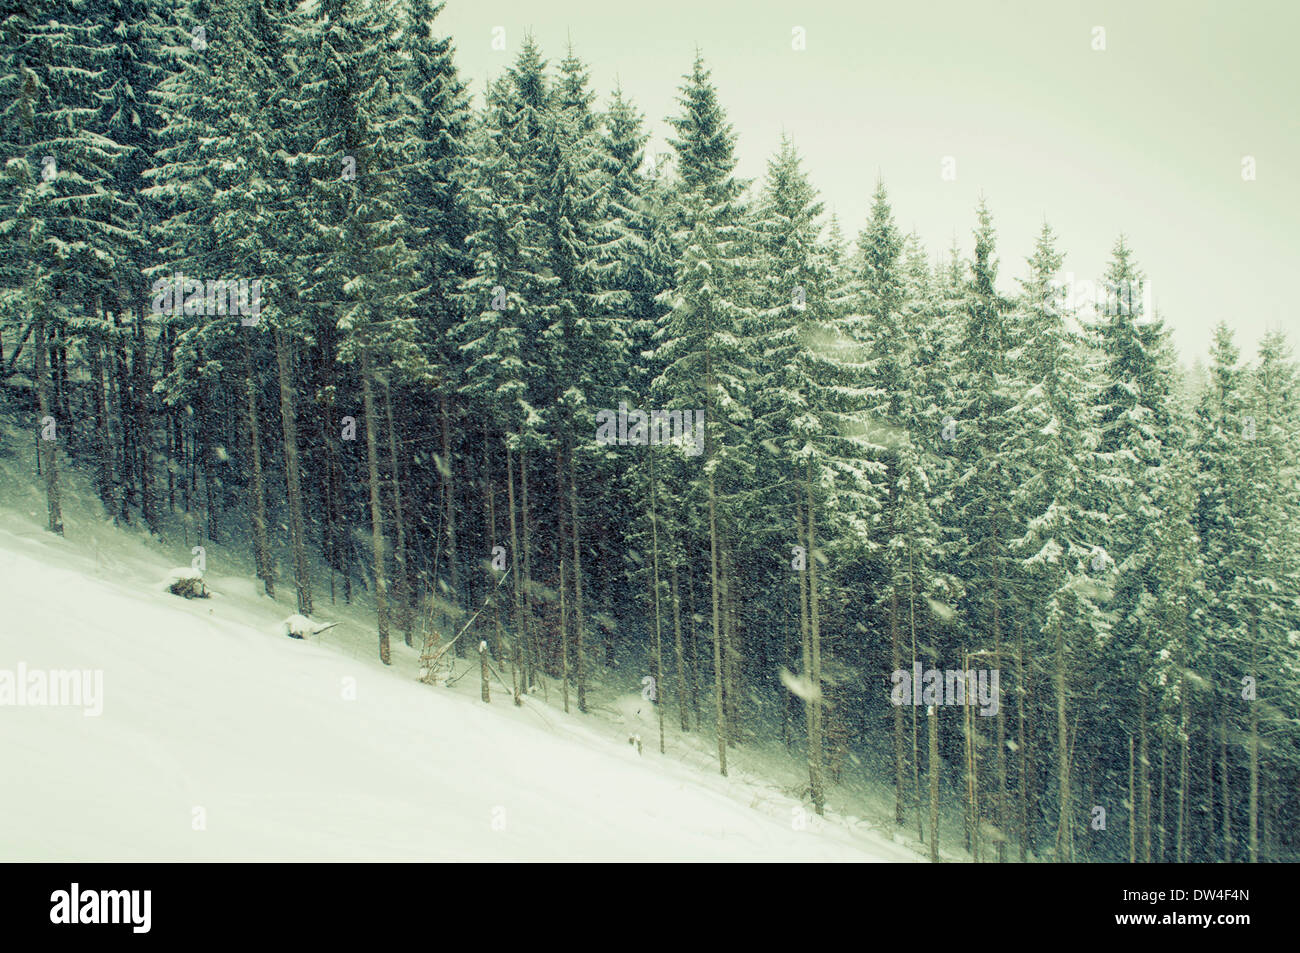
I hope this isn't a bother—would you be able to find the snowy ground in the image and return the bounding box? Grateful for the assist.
[0,435,923,862]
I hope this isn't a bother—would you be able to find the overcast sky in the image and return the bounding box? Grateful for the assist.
[439,0,1299,366]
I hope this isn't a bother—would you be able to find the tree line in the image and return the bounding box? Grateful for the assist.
[2,0,1296,862]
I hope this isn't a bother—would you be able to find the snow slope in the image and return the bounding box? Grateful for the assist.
[0,473,919,862]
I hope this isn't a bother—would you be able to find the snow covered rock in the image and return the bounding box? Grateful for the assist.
[282,615,340,640]
[165,567,209,599]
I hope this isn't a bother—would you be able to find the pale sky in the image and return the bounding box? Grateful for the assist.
[439,0,1299,366]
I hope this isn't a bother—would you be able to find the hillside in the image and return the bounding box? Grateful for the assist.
[0,448,920,862]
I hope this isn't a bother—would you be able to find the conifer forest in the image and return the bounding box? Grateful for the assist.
[1,0,1297,867]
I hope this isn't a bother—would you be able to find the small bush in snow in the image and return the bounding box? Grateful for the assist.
[166,568,209,599]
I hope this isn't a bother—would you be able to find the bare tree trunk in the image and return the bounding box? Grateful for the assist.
[671,565,688,732]
[1177,680,1188,862]
[1018,624,1030,861]
[112,314,135,522]
[806,466,824,813]
[966,648,979,861]
[317,384,342,603]
[441,393,459,626]
[991,524,1004,862]
[242,335,272,596]
[648,447,665,755]
[686,568,701,727]
[133,309,157,534]
[1140,688,1151,863]
[1128,733,1136,863]
[485,437,503,660]
[359,350,389,664]
[198,388,218,542]
[89,319,114,509]
[1054,617,1071,861]
[708,469,726,776]
[995,644,1007,863]
[1201,707,1211,852]
[725,549,741,742]
[505,442,524,705]
[891,587,905,824]
[555,445,570,713]
[929,704,940,863]
[1249,639,1259,863]
[275,329,312,615]
[33,316,63,535]
[520,445,536,688]
[383,382,411,643]
[797,497,812,785]
[559,531,570,712]
[1220,707,1231,862]
[1159,742,1167,862]
[910,548,923,844]
[568,442,587,712]
[162,325,175,513]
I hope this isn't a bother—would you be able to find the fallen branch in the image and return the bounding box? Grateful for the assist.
[419,570,509,681]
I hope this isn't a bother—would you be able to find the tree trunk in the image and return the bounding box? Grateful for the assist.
[383,382,411,643]
[555,445,570,713]
[113,315,135,522]
[89,320,114,509]
[317,383,343,603]
[797,499,811,766]
[1220,707,1231,862]
[686,568,701,726]
[649,447,666,754]
[275,329,312,615]
[891,587,905,824]
[805,466,823,813]
[1204,710,1215,861]
[995,644,1007,863]
[505,443,524,704]
[1249,639,1259,863]
[133,309,157,534]
[928,704,940,862]
[242,335,272,596]
[359,350,390,664]
[568,443,587,712]
[671,564,688,732]
[198,387,218,542]
[1018,623,1030,860]
[1128,733,1136,863]
[1054,618,1071,861]
[1140,688,1151,863]
[484,437,502,658]
[33,316,63,535]
[1158,743,1167,863]
[708,469,726,776]
[966,649,979,861]
[520,443,535,688]
[441,394,459,635]
[910,548,923,845]
[1177,680,1188,863]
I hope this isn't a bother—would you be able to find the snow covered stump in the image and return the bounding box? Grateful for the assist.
[165,567,209,599]
[282,615,340,640]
